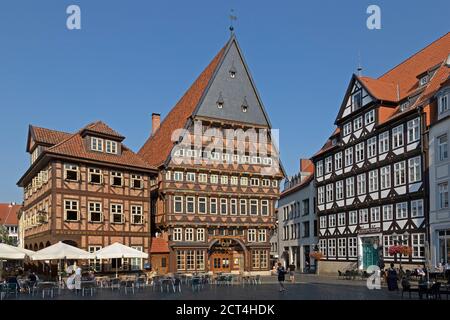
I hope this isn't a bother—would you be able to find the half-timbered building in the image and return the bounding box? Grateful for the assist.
[139,34,285,274]
[17,122,157,272]
[312,33,450,273]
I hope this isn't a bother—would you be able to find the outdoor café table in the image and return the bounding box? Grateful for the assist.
[80,280,96,296]
[37,281,58,299]
[418,281,435,299]
[161,277,175,292]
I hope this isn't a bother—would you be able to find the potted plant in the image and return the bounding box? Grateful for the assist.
[388,245,412,269]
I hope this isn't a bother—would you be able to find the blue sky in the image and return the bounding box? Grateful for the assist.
[0,0,448,202]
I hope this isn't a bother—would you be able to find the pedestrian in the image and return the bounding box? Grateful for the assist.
[276,262,286,292]
[386,263,398,291]
[289,264,295,283]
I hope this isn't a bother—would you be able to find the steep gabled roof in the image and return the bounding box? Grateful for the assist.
[81,121,125,141]
[150,237,169,254]
[358,76,399,102]
[27,126,72,152]
[0,204,21,225]
[138,41,228,167]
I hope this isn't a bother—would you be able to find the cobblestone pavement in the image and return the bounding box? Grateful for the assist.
[4,275,407,300]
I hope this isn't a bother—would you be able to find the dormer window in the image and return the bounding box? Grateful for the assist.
[419,75,429,86]
[91,137,104,152]
[105,140,118,154]
[400,101,410,112]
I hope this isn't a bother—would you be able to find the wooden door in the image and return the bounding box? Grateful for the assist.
[210,253,231,272]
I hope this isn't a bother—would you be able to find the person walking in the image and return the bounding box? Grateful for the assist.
[289,264,296,283]
[387,263,399,291]
[276,262,287,292]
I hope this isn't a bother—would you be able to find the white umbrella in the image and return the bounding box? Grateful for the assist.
[0,243,35,260]
[95,242,148,277]
[31,241,94,261]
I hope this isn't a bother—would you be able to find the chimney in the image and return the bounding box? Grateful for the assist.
[151,113,161,136]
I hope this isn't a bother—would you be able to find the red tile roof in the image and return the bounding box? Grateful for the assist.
[150,237,169,253]
[280,174,314,198]
[0,204,21,225]
[30,126,72,148]
[314,32,450,159]
[81,121,125,140]
[138,41,229,167]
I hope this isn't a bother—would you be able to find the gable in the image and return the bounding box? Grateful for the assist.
[336,75,375,123]
[193,39,270,127]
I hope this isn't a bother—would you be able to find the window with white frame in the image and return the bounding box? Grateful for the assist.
[87,201,101,223]
[407,118,420,143]
[359,209,368,224]
[368,170,378,192]
[439,94,449,114]
[262,179,270,187]
[316,161,323,177]
[365,109,375,125]
[338,212,346,226]
[210,174,218,184]
[383,205,393,221]
[89,168,103,184]
[131,205,144,224]
[319,216,327,228]
[165,171,171,181]
[91,137,104,152]
[338,238,347,257]
[438,134,448,161]
[198,173,207,183]
[240,199,247,215]
[370,207,380,222]
[357,174,366,195]
[348,237,357,257]
[412,233,425,258]
[353,116,363,131]
[325,157,333,173]
[64,200,79,221]
[334,152,342,170]
[336,180,344,200]
[411,199,423,217]
[198,197,207,214]
[367,136,377,158]
[174,196,183,213]
[210,198,218,214]
[230,199,238,215]
[346,177,355,197]
[248,229,256,242]
[396,202,408,219]
[89,246,102,272]
[379,131,389,154]
[328,214,336,227]
[327,239,336,257]
[408,156,421,183]
[355,142,364,162]
[176,251,185,270]
[220,175,228,185]
[174,171,183,181]
[131,174,143,189]
[220,198,228,215]
[186,172,195,182]
[111,171,123,187]
[345,148,353,166]
[250,199,258,215]
[173,228,182,241]
[105,140,118,154]
[197,228,205,242]
[261,200,269,216]
[343,122,352,136]
[258,229,267,242]
[240,177,248,186]
[272,180,278,188]
[394,161,406,186]
[250,178,260,187]
[439,182,449,209]
[392,125,404,149]
[230,176,238,185]
[349,211,357,225]
[111,204,124,223]
[318,186,325,204]
[64,164,79,181]
[380,166,391,189]
[319,239,327,254]
[186,196,195,214]
[185,228,194,241]
[326,184,333,202]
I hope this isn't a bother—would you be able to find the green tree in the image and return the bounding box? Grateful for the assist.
[0,225,13,245]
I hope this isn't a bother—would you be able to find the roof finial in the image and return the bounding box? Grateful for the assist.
[357,50,363,76]
[229,9,237,34]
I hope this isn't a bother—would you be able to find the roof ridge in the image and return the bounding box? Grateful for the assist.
[31,125,71,135]
[378,32,450,80]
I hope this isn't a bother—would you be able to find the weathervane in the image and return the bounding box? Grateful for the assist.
[229,9,237,34]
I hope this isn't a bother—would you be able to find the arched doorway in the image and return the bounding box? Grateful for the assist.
[39,242,44,250]
[33,243,38,251]
[45,241,51,247]
[208,238,247,273]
